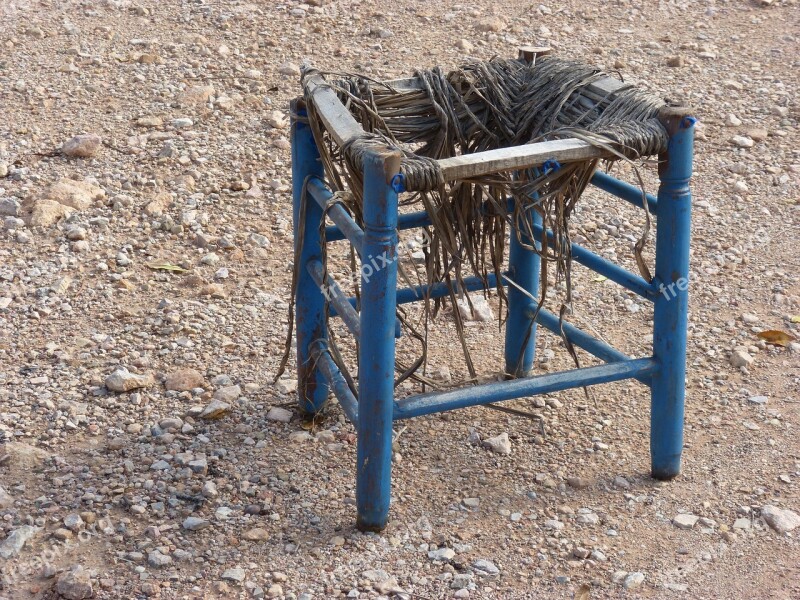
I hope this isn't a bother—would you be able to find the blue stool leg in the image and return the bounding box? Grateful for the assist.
[291,101,329,415]
[356,150,401,531]
[505,207,542,377]
[651,110,696,479]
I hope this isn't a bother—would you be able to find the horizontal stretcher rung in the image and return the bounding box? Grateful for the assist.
[393,357,657,420]
[590,171,658,214]
[310,342,358,423]
[530,306,650,385]
[308,179,365,252]
[307,260,402,339]
[307,260,361,338]
[529,223,656,299]
[325,210,429,243]
[396,273,500,306]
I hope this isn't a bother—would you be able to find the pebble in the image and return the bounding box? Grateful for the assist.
[567,476,592,489]
[278,63,301,77]
[472,559,499,577]
[462,497,480,509]
[0,486,13,509]
[623,572,645,590]
[247,232,271,248]
[475,16,504,32]
[147,550,172,567]
[761,505,800,534]
[613,476,631,489]
[0,525,39,559]
[729,135,754,148]
[673,514,699,530]
[590,549,607,562]
[457,295,494,322]
[61,133,102,158]
[55,566,94,600]
[221,567,246,583]
[266,406,293,423]
[243,528,270,541]
[182,516,211,531]
[730,349,753,368]
[0,198,20,217]
[37,177,105,211]
[165,368,205,391]
[428,547,455,561]
[200,399,231,420]
[733,517,751,530]
[456,39,473,52]
[214,385,241,403]
[725,114,742,127]
[64,513,84,531]
[105,368,155,392]
[202,481,219,498]
[482,432,511,455]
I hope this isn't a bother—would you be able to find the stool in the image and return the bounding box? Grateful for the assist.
[290,52,695,531]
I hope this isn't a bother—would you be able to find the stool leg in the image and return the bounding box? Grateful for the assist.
[291,101,329,415]
[356,150,401,531]
[651,111,695,480]
[504,208,542,377]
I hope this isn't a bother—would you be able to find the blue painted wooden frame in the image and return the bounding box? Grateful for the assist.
[292,99,696,531]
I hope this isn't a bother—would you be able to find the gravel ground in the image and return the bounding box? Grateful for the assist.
[1,1,799,599]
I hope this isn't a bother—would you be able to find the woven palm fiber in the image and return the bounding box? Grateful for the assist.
[292,57,669,388]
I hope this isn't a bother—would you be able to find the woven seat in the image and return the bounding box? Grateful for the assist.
[303,56,670,192]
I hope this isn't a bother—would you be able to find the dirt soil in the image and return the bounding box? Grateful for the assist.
[1,0,799,599]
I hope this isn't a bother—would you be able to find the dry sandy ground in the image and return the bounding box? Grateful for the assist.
[1,0,799,599]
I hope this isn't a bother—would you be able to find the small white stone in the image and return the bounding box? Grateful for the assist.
[172,117,194,129]
[730,349,753,368]
[428,547,455,561]
[725,114,742,127]
[182,516,210,531]
[623,572,645,590]
[730,135,754,148]
[761,505,800,534]
[482,432,511,455]
[266,407,293,423]
[673,513,699,529]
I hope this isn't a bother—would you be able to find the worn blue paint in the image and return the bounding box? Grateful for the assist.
[591,170,659,215]
[394,358,658,420]
[650,113,695,480]
[308,259,403,339]
[292,102,329,414]
[306,260,363,338]
[325,207,430,242]
[505,206,541,377]
[292,102,694,530]
[530,222,656,299]
[311,341,359,423]
[308,179,366,252]
[530,307,651,385]
[355,150,401,532]
[394,273,500,306]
